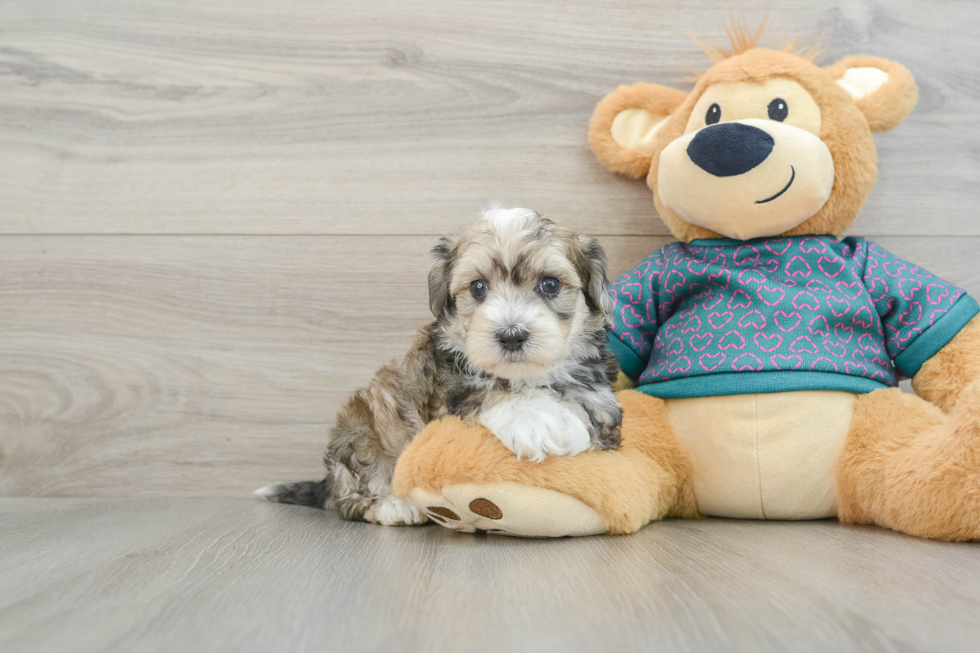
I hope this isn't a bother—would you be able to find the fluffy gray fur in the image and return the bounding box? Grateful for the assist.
[256,208,622,525]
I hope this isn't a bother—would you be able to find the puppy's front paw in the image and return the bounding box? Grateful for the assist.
[480,396,591,462]
[364,495,429,526]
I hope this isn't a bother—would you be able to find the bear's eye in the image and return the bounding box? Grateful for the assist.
[768,98,788,122]
[705,103,722,125]
[537,277,561,296]
[470,279,489,300]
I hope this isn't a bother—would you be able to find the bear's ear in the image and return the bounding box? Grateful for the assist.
[824,56,919,132]
[588,83,688,179]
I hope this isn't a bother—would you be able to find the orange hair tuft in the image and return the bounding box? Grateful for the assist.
[687,11,821,80]
[692,11,769,63]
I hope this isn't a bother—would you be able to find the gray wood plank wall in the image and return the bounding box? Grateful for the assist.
[2,0,979,497]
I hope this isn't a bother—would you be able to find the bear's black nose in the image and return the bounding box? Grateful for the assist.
[687,123,774,177]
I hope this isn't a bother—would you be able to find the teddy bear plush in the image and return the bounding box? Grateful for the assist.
[393,27,980,540]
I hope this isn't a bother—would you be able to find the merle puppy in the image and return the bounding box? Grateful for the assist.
[257,207,622,525]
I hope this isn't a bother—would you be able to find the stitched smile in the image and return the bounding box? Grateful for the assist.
[755,166,796,204]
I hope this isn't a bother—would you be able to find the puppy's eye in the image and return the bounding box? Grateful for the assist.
[705,103,721,125]
[768,98,788,122]
[538,277,561,296]
[356,459,371,467]
[470,279,489,300]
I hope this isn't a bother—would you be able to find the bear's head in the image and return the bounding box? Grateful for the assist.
[588,28,918,242]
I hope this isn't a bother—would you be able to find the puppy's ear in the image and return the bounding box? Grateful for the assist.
[824,56,918,132]
[571,236,613,316]
[428,235,457,317]
[588,82,688,179]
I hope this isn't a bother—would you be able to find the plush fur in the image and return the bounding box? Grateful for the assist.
[393,390,698,534]
[823,55,919,133]
[588,83,688,179]
[589,48,908,242]
[912,315,980,413]
[394,21,980,541]
[837,384,980,541]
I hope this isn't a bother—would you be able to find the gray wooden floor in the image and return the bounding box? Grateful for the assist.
[4,1,980,651]
[1,499,979,653]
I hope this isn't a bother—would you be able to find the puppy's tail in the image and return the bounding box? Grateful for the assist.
[253,479,328,509]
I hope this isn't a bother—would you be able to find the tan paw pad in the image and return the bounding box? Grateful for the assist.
[406,482,607,538]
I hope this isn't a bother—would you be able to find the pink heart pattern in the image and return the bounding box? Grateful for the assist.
[607,237,972,388]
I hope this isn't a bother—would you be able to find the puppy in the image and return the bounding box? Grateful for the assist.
[256,207,623,525]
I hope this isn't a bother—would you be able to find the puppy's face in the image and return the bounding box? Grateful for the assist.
[430,208,612,380]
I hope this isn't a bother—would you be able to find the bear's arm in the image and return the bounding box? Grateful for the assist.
[853,239,979,406]
[912,315,980,412]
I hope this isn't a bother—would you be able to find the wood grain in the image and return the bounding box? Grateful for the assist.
[1,0,978,236]
[1,235,977,497]
[0,235,666,496]
[1,498,979,653]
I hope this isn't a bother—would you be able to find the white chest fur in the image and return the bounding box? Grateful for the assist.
[666,391,857,520]
[479,394,591,462]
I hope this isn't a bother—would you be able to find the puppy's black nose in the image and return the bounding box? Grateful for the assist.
[496,327,530,352]
[687,123,774,177]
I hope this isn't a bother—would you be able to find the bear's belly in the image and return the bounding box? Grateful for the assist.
[665,391,857,520]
